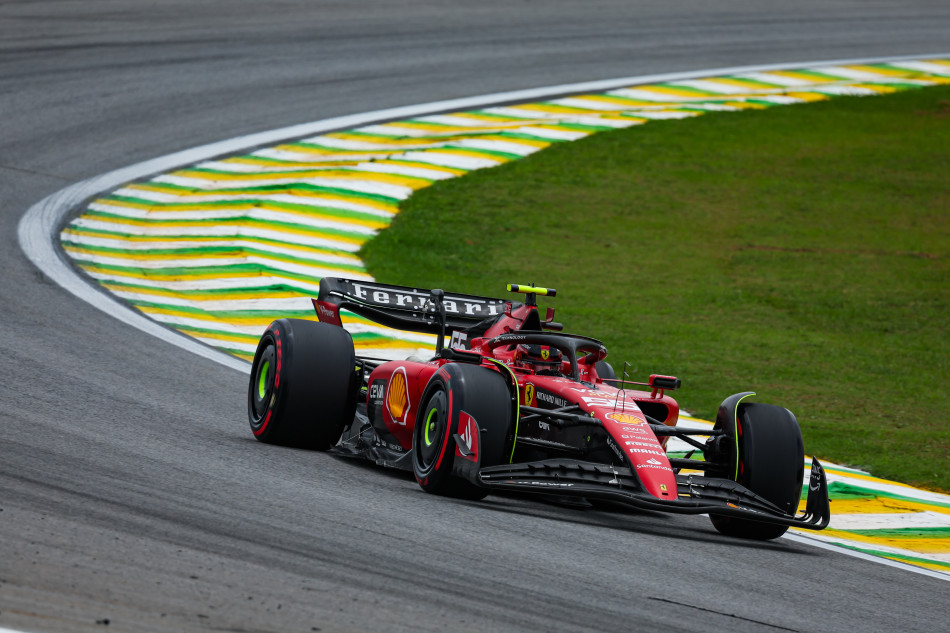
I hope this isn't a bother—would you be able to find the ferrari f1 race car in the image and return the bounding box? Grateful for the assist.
[247,278,830,540]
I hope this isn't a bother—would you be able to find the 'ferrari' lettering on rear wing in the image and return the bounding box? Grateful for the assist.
[317,278,517,336]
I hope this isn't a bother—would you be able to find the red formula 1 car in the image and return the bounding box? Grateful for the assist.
[247,278,830,540]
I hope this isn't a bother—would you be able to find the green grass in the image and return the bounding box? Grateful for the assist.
[362,86,950,492]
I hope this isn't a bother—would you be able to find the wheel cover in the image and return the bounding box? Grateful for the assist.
[257,360,270,400]
[417,390,447,470]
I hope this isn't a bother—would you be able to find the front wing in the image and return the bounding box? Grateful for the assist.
[478,456,831,531]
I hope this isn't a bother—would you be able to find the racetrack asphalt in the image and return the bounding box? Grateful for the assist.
[2,2,949,632]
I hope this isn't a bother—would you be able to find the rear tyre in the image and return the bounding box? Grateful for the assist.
[595,360,616,382]
[412,364,513,500]
[709,399,805,540]
[248,319,358,449]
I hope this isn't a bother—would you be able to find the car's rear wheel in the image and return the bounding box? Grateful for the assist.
[708,396,805,540]
[412,363,513,500]
[248,318,358,449]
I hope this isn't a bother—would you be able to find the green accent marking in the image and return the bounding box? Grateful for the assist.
[832,544,950,571]
[424,407,438,447]
[822,482,950,510]
[485,358,520,463]
[258,360,270,399]
[733,392,756,481]
[844,527,950,539]
[63,242,367,274]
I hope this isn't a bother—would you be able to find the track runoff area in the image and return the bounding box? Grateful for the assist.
[47,56,950,579]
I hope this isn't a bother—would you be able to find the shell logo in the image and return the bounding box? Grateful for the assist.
[607,412,644,425]
[386,367,410,425]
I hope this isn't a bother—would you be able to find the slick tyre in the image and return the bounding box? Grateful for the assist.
[710,401,805,540]
[595,360,616,382]
[412,364,513,500]
[248,319,358,449]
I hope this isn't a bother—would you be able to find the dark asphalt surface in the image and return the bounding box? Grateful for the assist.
[2,2,949,632]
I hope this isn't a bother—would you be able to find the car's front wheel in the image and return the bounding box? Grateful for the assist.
[412,363,513,499]
[708,395,805,540]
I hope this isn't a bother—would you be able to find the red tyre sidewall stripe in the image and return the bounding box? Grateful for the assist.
[253,326,282,437]
[434,387,453,471]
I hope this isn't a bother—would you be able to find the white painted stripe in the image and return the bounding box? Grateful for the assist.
[96,192,395,219]
[481,108,644,129]
[450,138,543,156]
[806,65,908,81]
[71,252,362,282]
[549,97,638,111]
[755,95,807,104]
[796,531,950,564]
[682,103,742,111]
[810,85,881,96]
[607,88,695,102]
[354,124,458,138]
[114,291,317,312]
[301,136,444,151]
[830,511,950,530]
[731,71,818,87]
[515,126,589,141]
[398,151,501,169]
[114,186,402,212]
[823,471,950,504]
[669,79,757,94]
[414,114,516,127]
[252,147,390,163]
[69,218,364,252]
[783,532,950,581]
[889,60,950,75]
[631,110,698,120]
[349,162,456,180]
[86,203,382,234]
[86,271,325,294]
[193,160,328,173]
[192,336,259,353]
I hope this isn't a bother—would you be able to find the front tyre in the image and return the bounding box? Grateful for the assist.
[709,396,805,540]
[412,364,513,500]
[248,319,358,449]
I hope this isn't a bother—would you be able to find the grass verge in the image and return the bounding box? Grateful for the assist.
[362,85,950,492]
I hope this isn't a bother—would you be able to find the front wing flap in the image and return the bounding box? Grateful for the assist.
[478,456,831,531]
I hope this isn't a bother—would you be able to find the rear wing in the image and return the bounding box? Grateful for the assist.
[315,278,517,336]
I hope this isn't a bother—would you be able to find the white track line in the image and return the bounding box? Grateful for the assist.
[17,53,950,581]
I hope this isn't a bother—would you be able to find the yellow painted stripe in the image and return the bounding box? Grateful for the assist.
[821,529,950,555]
[799,497,950,516]
[93,198,392,229]
[150,169,433,189]
[61,228,365,261]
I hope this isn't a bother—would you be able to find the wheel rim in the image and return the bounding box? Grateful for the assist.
[251,343,276,422]
[417,390,447,470]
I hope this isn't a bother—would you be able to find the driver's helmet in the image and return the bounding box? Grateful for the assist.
[514,344,562,373]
